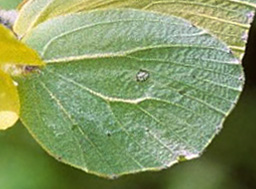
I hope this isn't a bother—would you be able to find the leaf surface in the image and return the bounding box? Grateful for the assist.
[0,24,45,68]
[0,70,19,130]
[14,0,256,58]
[16,10,244,177]
[0,24,44,129]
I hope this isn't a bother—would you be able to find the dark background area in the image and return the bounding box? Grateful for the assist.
[0,2,256,189]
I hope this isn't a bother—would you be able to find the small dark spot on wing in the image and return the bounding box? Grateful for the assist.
[136,69,150,82]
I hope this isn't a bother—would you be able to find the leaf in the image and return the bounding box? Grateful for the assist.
[0,24,44,129]
[0,24,45,68]
[0,70,19,130]
[16,9,244,177]
[14,0,256,58]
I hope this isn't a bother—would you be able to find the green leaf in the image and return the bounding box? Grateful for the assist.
[16,9,244,177]
[14,0,256,59]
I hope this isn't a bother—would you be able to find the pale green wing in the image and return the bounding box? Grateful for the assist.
[17,10,244,177]
[14,0,256,58]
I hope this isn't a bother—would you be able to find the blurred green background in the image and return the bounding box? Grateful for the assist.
[0,0,21,10]
[1,1,256,189]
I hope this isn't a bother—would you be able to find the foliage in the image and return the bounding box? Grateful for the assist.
[0,24,44,129]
